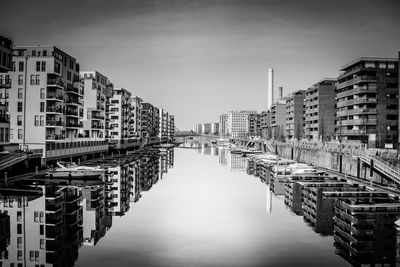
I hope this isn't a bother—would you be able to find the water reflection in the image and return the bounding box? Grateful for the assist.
[0,148,174,267]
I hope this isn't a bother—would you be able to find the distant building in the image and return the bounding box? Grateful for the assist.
[260,110,270,139]
[108,88,132,149]
[270,99,286,140]
[80,71,108,140]
[336,58,398,148]
[202,123,212,134]
[304,78,336,141]
[219,114,228,136]
[130,96,143,139]
[0,36,12,150]
[285,90,305,141]
[248,113,261,138]
[227,110,257,138]
[211,122,219,135]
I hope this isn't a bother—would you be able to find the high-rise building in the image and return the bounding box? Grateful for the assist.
[219,114,228,136]
[0,36,12,150]
[304,78,336,141]
[336,58,398,148]
[227,110,257,138]
[211,122,219,135]
[130,96,142,139]
[270,99,286,140]
[80,71,108,140]
[248,113,261,138]
[108,87,132,149]
[285,90,305,141]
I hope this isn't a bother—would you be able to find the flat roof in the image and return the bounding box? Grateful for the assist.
[311,78,337,87]
[340,57,398,71]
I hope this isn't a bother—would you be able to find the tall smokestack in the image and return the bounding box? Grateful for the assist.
[267,68,274,110]
[278,86,283,99]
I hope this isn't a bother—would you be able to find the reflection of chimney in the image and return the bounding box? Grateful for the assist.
[278,87,283,99]
[267,68,274,110]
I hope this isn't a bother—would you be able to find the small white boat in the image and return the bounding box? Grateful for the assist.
[216,138,230,147]
[47,162,105,180]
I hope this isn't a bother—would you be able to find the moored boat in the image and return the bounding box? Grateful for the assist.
[47,162,105,180]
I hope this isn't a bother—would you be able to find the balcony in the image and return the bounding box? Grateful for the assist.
[336,97,376,108]
[46,120,64,127]
[0,77,11,89]
[47,77,64,88]
[336,108,377,117]
[66,98,83,106]
[66,109,79,117]
[66,121,83,128]
[336,76,377,90]
[66,86,83,96]
[338,129,369,136]
[337,118,377,126]
[91,114,105,120]
[91,124,104,129]
[46,106,64,114]
[46,134,64,140]
[47,93,64,101]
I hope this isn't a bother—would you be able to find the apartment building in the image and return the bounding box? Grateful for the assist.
[80,71,108,140]
[270,99,286,140]
[260,110,270,139]
[336,58,398,148]
[211,122,219,135]
[108,88,132,149]
[141,103,154,142]
[7,46,107,159]
[0,36,12,150]
[219,114,228,136]
[285,90,305,141]
[159,109,169,142]
[130,96,142,139]
[227,110,256,138]
[304,78,336,141]
[168,115,175,141]
[248,113,261,138]
[202,123,212,134]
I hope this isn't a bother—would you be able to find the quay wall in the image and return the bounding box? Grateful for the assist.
[274,144,388,185]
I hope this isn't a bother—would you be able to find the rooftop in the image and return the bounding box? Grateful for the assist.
[340,57,398,71]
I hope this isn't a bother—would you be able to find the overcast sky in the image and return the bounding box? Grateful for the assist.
[1,0,399,130]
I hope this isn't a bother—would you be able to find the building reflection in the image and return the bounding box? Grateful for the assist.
[0,148,175,267]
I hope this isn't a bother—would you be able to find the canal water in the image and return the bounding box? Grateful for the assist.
[0,145,395,266]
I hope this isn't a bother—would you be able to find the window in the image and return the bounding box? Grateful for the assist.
[30,250,34,261]
[18,61,24,72]
[39,211,44,223]
[17,115,22,126]
[17,250,22,260]
[379,63,386,68]
[35,75,40,85]
[18,88,23,99]
[17,237,22,249]
[34,115,39,126]
[40,88,45,99]
[40,239,44,249]
[30,74,35,85]
[17,102,23,112]
[43,50,47,56]
[40,116,44,126]
[18,74,23,85]
[17,224,22,234]
[41,61,46,71]
[40,102,45,112]
[67,71,71,81]
[36,61,40,72]
[32,50,36,56]
[35,251,39,261]
[18,129,22,140]
[39,225,44,235]
[388,63,395,69]
[54,62,61,74]
[17,211,22,222]
[387,126,391,131]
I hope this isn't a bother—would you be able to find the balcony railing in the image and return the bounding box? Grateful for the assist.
[46,134,65,140]
[336,97,376,108]
[336,76,377,90]
[46,107,64,114]
[66,98,83,105]
[66,121,83,128]
[336,108,377,117]
[337,118,377,126]
[47,78,64,87]
[46,121,65,127]
[47,93,64,101]
[66,86,83,95]
[66,110,79,116]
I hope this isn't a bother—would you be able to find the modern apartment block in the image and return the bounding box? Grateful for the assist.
[168,115,175,141]
[219,114,228,136]
[108,88,132,149]
[304,78,336,141]
[270,99,286,140]
[6,45,107,159]
[260,110,270,139]
[142,103,160,143]
[80,71,109,140]
[248,113,261,137]
[285,90,305,140]
[336,58,399,148]
[0,36,12,150]
[159,109,169,142]
[202,123,212,134]
[226,110,257,138]
[211,122,219,135]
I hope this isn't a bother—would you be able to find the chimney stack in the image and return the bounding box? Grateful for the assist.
[278,86,283,99]
[267,68,274,110]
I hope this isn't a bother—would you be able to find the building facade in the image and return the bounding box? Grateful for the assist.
[108,88,132,149]
[226,110,256,138]
[304,78,336,141]
[248,113,261,138]
[129,96,142,139]
[218,114,228,136]
[336,58,398,148]
[270,100,286,140]
[285,90,305,141]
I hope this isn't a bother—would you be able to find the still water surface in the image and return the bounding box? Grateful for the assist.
[0,147,363,266]
[76,147,348,267]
